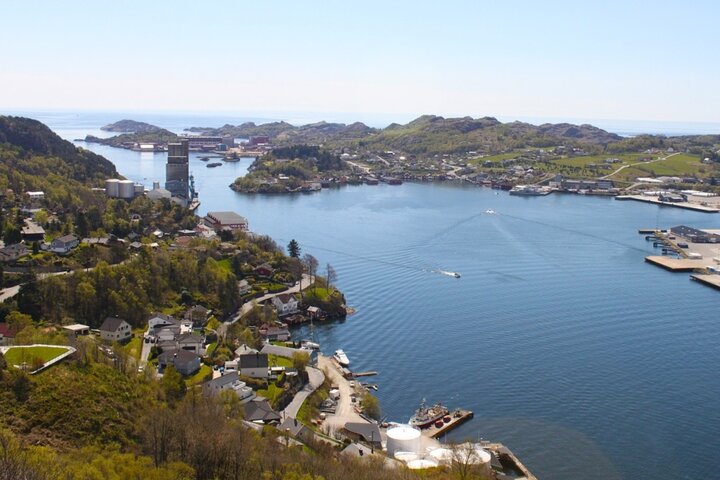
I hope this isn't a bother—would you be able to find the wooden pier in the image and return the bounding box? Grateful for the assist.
[420,409,474,439]
[645,256,705,271]
[691,274,720,290]
[353,371,378,377]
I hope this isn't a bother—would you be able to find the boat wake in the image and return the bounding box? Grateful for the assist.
[436,270,461,278]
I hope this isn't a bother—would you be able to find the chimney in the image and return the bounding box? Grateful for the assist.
[153,181,160,190]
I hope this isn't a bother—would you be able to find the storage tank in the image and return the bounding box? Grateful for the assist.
[134,183,145,196]
[393,451,419,463]
[118,180,135,199]
[406,458,438,470]
[105,178,119,198]
[386,425,421,456]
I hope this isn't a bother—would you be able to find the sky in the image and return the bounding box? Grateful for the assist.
[1,0,719,125]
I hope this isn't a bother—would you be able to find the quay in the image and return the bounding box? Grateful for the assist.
[482,443,539,480]
[616,195,720,213]
[644,256,705,272]
[691,274,720,290]
[420,409,474,439]
[353,371,378,377]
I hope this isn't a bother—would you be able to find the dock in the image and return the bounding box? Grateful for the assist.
[353,371,378,377]
[616,195,720,213]
[645,256,705,271]
[420,409,474,439]
[691,274,720,290]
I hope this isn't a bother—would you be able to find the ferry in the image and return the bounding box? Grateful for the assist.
[409,400,449,428]
[509,185,550,196]
[333,349,350,367]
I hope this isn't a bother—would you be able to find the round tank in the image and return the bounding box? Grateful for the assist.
[393,451,419,462]
[134,183,144,195]
[428,448,454,464]
[406,458,438,470]
[118,180,135,199]
[386,425,421,456]
[105,178,119,197]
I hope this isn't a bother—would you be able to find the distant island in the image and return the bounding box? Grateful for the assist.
[86,120,177,150]
[101,119,168,134]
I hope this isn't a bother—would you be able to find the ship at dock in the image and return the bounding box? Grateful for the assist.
[409,399,449,428]
[509,184,551,196]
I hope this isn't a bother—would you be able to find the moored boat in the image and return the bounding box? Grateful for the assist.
[409,400,449,428]
[333,349,350,366]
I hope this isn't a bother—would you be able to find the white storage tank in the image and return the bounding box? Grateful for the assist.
[134,183,145,196]
[393,451,419,463]
[429,444,491,465]
[406,458,438,470]
[118,180,135,199]
[105,178,119,198]
[386,425,421,456]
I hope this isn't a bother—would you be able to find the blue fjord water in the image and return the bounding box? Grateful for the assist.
[36,112,720,480]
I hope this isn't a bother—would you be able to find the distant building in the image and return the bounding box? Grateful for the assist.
[249,135,270,146]
[272,294,299,316]
[147,181,172,201]
[21,219,45,242]
[239,352,269,378]
[158,349,201,376]
[166,140,189,204]
[0,243,28,263]
[45,234,79,255]
[204,211,248,232]
[203,371,256,403]
[0,323,18,346]
[62,323,90,337]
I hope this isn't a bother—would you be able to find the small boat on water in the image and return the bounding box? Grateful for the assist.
[485,209,496,214]
[410,399,449,428]
[333,349,350,366]
[206,162,222,168]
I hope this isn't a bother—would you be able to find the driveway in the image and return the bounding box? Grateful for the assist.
[281,365,325,420]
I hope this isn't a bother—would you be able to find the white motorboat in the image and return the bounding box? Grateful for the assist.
[333,349,350,366]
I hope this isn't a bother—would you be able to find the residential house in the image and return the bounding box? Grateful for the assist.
[279,417,313,444]
[238,279,251,295]
[272,294,299,316]
[203,372,256,403]
[235,344,259,356]
[306,306,322,320]
[46,234,79,254]
[253,263,274,278]
[244,398,281,424]
[0,323,18,346]
[176,332,204,355]
[185,305,211,328]
[62,323,90,337]
[343,422,382,450]
[0,243,28,263]
[157,349,201,376]
[260,324,290,342]
[147,313,179,335]
[99,317,132,343]
[238,352,269,379]
[21,219,45,242]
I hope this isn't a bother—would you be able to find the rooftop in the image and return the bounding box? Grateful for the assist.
[206,211,247,225]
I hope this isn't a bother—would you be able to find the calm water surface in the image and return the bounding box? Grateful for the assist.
[32,113,720,480]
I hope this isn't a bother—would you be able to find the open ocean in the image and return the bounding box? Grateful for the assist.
[11,110,720,480]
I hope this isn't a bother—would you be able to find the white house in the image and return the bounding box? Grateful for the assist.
[46,234,79,254]
[99,317,132,343]
[203,372,255,403]
[271,293,299,316]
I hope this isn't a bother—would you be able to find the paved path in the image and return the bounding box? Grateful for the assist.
[601,152,681,179]
[281,365,325,419]
[317,354,368,434]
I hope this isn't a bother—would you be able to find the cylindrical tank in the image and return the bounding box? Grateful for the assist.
[134,183,144,196]
[386,425,421,456]
[105,178,119,197]
[393,451,419,463]
[118,180,135,199]
[406,458,438,470]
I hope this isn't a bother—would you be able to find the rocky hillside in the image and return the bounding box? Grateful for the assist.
[187,120,377,145]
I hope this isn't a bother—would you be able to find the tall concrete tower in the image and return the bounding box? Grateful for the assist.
[165,139,189,203]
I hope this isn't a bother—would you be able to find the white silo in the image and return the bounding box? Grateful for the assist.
[386,425,421,456]
[134,183,144,196]
[105,178,119,198]
[118,180,135,199]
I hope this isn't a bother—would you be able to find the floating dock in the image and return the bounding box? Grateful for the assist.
[691,274,720,290]
[353,371,378,377]
[420,409,474,439]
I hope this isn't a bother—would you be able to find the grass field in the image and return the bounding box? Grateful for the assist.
[469,152,523,164]
[187,364,212,385]
[3,345,69,367]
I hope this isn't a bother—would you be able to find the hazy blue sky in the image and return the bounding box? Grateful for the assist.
[1,1,718,124]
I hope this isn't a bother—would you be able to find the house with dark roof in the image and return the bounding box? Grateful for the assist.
[0,323,19,346]
[253,263,274,278]
[147,312,179,335]
[0,243,28,263]
[272,293,299,316]
[343,422,382,450]
[21,219,45,242]
[259,324,290,342]
[185,305,211,328]
[99,317,132,343]
[176,332,204,354]
[239,352,269,378]
[244,398,281,424]
[279,417,313,443]
[158,349,201,376]
[203,372,255,403]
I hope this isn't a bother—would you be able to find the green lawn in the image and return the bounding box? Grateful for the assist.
[3,346,69,367]
[216,258,232,273]
[122,330,144,360]
[187,364,212,385]
[257,382,283,406]
[268,354,293,368]
[469,152,521,165]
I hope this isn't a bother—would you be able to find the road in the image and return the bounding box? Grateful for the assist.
[281,365,325,419]
[317,354,368,433]
[601,152,681,180]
